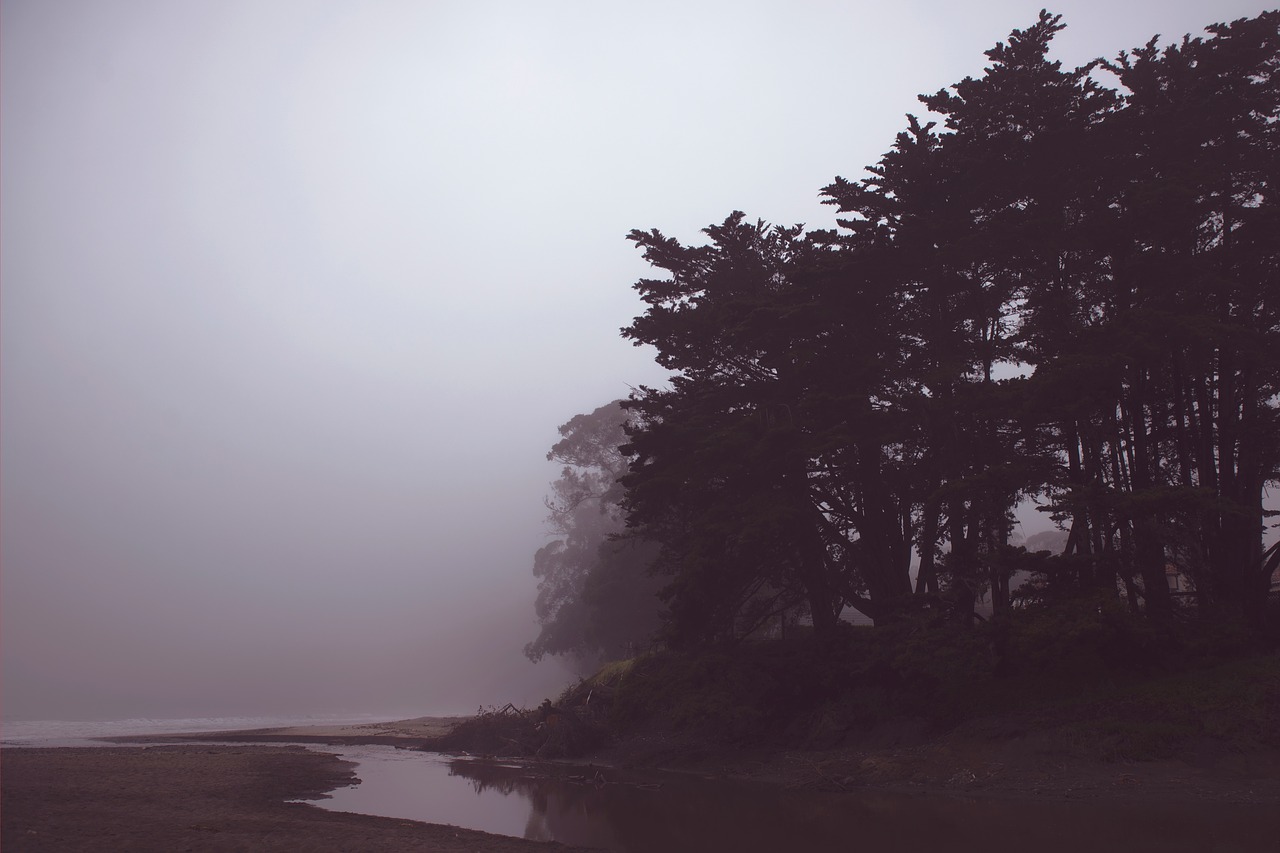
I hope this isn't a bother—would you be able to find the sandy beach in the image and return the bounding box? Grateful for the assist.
[0,742,592,853]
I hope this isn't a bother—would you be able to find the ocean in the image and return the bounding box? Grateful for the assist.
[0,714,394,747]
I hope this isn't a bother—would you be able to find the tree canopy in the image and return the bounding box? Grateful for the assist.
[532,10,1280,660]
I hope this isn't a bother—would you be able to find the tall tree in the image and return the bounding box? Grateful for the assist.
[1088,12,1280,620]
[621,215,844,642]
[526,401,663,667]
[822,11,1114,619]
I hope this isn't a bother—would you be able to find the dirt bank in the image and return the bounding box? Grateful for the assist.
[596,725,1280,807]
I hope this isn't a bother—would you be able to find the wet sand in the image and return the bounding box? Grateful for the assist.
[0,745,592,853]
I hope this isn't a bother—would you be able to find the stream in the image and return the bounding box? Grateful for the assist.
[314,745,1278,852]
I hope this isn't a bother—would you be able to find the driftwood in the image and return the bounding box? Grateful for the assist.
[433,698,609,759]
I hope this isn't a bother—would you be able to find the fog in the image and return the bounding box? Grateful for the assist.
[2,0,1266,721]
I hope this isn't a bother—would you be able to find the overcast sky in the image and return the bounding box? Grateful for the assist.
[3,0,1271,721]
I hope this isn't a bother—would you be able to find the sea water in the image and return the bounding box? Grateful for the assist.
[0,714,393,747]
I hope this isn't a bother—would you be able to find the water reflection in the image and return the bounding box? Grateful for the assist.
[447,759,1280,853]
[317,747,1280,853]
[451,760,865,852]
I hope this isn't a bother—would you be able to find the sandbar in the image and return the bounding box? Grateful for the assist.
[1,744,591,852]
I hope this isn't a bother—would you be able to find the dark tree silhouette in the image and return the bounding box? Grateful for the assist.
[604,10,1279,650]
[620,215,841,642]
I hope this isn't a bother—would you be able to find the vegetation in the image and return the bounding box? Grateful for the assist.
[602,605,1280,760]
[526,401,663,669]
[528,10,1280,748]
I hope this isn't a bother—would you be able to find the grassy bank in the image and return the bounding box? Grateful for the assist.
[439,600,1280,773]
[600,602,1280,763]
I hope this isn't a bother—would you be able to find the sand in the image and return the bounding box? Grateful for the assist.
[0,744,592,853]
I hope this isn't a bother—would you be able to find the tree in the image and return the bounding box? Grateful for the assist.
[820,11,1113,620]
[526,401,663,668]
[613,9,1280,647]
[1079,11,1280,620]
[621,215,842,642]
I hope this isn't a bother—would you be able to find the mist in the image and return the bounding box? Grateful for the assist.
[2,0,1267,721]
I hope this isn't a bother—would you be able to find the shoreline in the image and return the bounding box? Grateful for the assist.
[100,714,470,750]
[6,714,1279,851]
[109,712,1280,806]
[0,743,590,853]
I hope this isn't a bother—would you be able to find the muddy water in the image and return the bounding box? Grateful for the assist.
[316,746,1278,852]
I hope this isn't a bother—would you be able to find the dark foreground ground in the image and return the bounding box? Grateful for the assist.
[0,745,593,853]
[5,724,1280,852]
[6,648,1279,851]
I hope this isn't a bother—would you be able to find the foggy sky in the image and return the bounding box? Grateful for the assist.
[2,0,1270,721]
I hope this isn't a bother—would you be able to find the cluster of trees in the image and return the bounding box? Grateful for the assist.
[531,11,1280,659]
